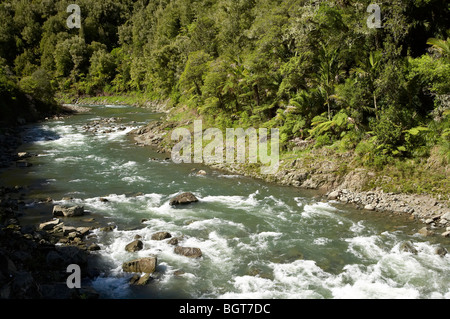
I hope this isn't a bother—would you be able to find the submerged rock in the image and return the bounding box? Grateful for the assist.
[399,241,418,255]
[418,227,435,237]
[169,192,199,206]
[15,160,32,168]
[435,246,448,257]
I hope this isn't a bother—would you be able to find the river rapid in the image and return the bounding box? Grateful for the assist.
[1,104,449,299]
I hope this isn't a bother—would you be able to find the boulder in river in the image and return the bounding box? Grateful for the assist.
[52,205,85,217]
[168,237,180,246]
[418,227,434,237]
[174,247,202,258]
[151,232,172,241]
[122,257,157,274]
[169,192,199,206]
[399,241,418,255]
[125,240,144,252]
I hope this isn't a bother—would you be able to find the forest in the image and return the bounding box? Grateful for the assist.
[0,0,449,179]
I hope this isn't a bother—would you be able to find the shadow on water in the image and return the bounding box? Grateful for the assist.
[21,124,61,144]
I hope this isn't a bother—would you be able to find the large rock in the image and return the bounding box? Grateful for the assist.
[39,219,60,231]
[174,247,202,258]
[125,240,143,252]
[169,192,199,206]
[122,257,157,274]
[52,205,84,217]
[151,232,172,241]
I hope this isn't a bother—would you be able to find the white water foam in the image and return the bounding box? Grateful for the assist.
[200,191,260,208]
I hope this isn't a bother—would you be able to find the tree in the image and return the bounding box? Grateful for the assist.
[352,50,383,120]
[179,50,211,98]
[314,43,345,121]
[88,48,116,93]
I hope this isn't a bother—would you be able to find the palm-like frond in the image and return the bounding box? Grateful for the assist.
[427,38,450,57]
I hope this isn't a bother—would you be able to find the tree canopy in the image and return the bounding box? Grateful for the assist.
[0,0,449,166]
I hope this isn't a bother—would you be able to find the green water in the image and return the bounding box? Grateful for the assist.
[2,104,449,299]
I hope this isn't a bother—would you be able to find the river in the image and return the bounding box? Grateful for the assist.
[1,104,449,299]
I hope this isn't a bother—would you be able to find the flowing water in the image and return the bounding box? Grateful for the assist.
[1,104,449,299]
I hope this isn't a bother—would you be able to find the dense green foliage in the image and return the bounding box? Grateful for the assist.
[0,0,449,167]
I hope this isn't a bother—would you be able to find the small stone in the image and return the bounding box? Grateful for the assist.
[99,225,115,232]
[76,227,91,237]
[418,227,434,237]
[168,237,179,246]
[67,232,79,239]
[364,204,375,211]
[88,243,101,251]
[399,241,418,255]
[62,226,77,236]
[174,270,185,276]
[435,246,448,257]
[17,152,31,159]
[327,191,340,200]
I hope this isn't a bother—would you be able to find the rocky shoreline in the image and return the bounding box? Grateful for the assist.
[0,187,103,299]
[128,118,450,237]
